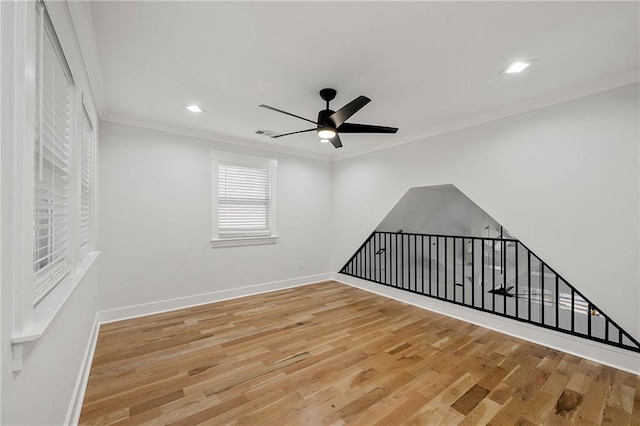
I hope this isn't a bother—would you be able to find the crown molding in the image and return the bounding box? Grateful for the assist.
[331,71,640,161]
[102,71,638,163]
[101,113,334,162]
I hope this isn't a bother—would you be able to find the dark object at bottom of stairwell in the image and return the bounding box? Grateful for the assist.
[488,285,515,297]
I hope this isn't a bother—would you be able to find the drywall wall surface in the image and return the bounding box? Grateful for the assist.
[1,1,100,423]
[332,83,640,339]
[98,121,332,310]
[376,184,505,237]
[1,265,99,426]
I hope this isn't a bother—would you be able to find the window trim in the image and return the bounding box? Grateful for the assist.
[6,0,100,372]
[32,1,76,303]
[78,102,95,259]
[210,150,278,248]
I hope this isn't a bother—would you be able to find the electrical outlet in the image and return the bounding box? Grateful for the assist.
[298,261,304,270]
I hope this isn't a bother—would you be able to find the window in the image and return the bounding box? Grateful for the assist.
[33,4,75,301]
[79,106,94,258]
[211,151,277,247]
[8,0,100,370]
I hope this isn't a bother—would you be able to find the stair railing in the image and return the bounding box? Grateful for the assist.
[340,231,640,353]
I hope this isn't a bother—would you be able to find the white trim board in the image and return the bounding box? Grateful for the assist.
[332,273,640,375]
[102,74,639,163]
[97,273,332,324]
[101,113,332,162]
[65,316,100,426]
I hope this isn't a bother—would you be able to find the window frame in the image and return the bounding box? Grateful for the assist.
[6,0,100,371]
[210,150,278,248]
[32,2,76,302]
[78,102,95,259]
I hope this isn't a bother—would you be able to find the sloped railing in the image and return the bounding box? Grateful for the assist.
[340,231,640,353]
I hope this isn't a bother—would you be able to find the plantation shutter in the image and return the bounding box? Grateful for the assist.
[79,107,93,258]
[33,3,75,301]
[218,162,272,238]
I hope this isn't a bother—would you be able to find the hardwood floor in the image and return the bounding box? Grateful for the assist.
[79,281,640,425]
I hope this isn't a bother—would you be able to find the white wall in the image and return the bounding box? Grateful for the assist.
[1,266,99,425]
[332,84,640,353]
[1,1,101,424]
[98,121,333,311]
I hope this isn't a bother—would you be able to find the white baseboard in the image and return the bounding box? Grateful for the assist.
[68,271,638,426]
[97,272,333,324]
[333,273,640,375]
[65,316,100,426]
[67,273,332,425]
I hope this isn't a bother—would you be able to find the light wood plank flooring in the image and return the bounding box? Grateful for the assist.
[80,281,640,425]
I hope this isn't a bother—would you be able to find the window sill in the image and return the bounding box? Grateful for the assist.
[11,251,100,371]
[210,236,278,248]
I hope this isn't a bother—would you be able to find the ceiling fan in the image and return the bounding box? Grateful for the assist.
[259,88,398,149]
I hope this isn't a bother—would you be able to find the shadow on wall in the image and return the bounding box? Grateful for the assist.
[376,184,512,238]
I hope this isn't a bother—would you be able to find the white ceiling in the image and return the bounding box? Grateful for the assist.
[85,1,639,160]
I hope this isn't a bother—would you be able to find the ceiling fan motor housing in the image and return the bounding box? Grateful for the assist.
[317,109,336,129]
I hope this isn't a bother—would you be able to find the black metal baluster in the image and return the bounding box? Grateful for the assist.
[481,239,485,310]
[492,240,496,312]
[401,234,404,289]
[373,233,378,282]
[555,275,559,328]
[421,235,424,294]
[377,233,381,282]
[453,238,456,302]
[503,242,507,315]
[436,238,440,298]
[428,236,432,296]
[354,250,358,277]
[370,235,373,280]
[407,235,411,290]
[571,289,575,333]
[395,233,399,288]
[515,242,519,319]
[541,260,545,325]
[414,234,417,293]
[471,239,475,307]
[387,233,390,285]
[445,237,448,300]
[462,238,465,305]
[605,318,609,341]
[528,251,531,321]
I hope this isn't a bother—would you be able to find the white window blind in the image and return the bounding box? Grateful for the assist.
[218,162,272,238]
[79,107,93,258]
[33,3,75,302]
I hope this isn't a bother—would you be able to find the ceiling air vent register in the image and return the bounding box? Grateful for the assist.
[255,129,280,138]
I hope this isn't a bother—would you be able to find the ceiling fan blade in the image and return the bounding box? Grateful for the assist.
[338,123,398,134]
[271,128,316,139]
[328,96,371,127]
[259,104,318,125]
[330,134,343,149]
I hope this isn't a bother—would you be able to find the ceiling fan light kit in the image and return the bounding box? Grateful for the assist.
[317,128,337,139]
[259,88,398,149]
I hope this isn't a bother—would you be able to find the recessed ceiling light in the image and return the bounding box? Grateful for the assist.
[185,104,204,113]
[504,61,531,74]
[320,139,330,144]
